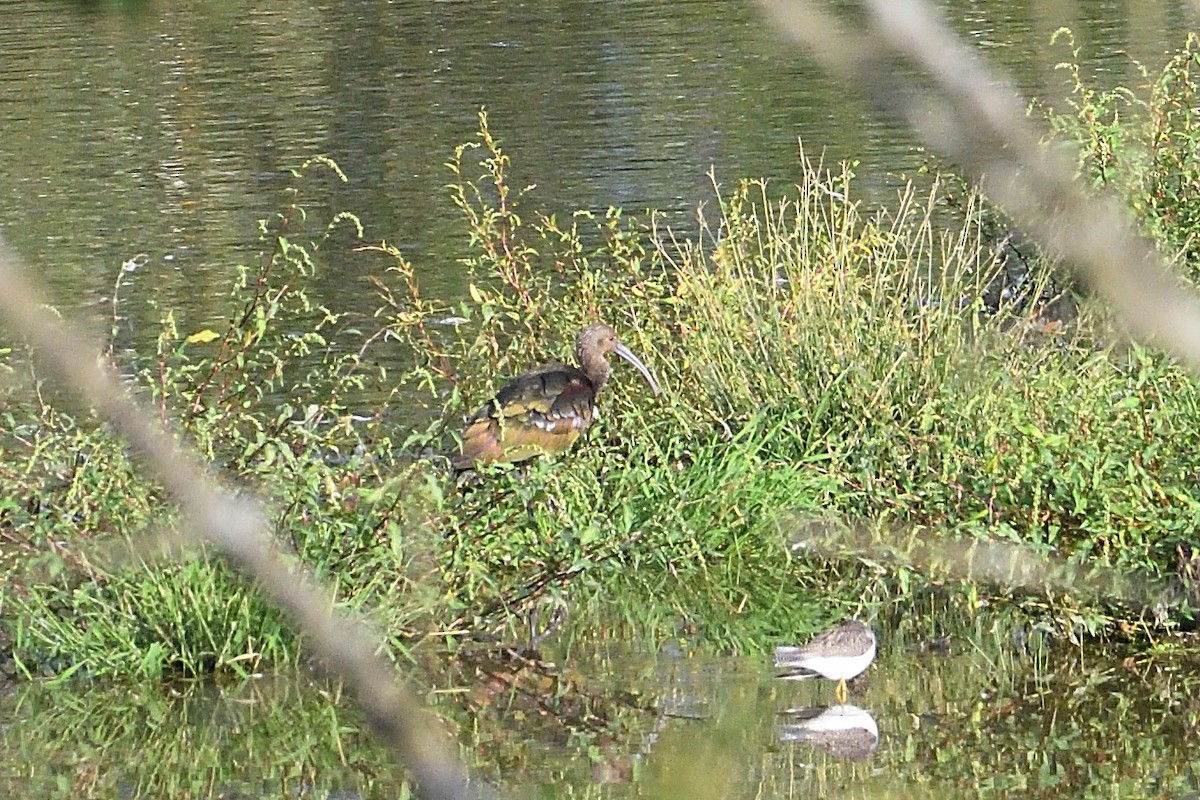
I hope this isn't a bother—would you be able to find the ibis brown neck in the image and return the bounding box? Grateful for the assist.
[573,321,660,398]
[577,343,612,393]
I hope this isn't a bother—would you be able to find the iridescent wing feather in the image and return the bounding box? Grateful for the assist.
[457,363,598,467]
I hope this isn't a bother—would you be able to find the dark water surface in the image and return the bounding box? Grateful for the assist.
[4,616,1198,798]
[0,0,1185,338]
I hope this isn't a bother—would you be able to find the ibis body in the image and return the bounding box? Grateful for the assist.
[454,323,659,468]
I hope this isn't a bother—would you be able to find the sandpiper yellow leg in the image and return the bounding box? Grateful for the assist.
[835,678,848,704]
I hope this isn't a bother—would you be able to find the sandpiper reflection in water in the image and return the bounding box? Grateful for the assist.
[776,704,879,761]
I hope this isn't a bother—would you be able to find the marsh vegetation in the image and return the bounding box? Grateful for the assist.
[4,19,1200,800]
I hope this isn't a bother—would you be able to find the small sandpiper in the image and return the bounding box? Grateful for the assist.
[774,619,876,703]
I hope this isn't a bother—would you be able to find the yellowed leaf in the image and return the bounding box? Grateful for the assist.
[186,329,221,344]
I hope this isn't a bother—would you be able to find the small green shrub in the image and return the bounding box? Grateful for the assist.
[1045,30,1200,275]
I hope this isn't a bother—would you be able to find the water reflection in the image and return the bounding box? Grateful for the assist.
[776,704,880,761]
[0,674,400,798]
[5,611,1200,798]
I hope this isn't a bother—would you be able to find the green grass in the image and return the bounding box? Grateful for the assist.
[6,37,1200,679]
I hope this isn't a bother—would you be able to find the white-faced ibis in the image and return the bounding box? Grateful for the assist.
[775,620,877,704]
[453,323,661,468]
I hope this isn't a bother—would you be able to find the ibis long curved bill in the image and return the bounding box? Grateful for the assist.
[613,342,661,395]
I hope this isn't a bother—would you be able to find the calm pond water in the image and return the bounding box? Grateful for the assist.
[2,1,1198,798]
[4,611,1199,798]
[0,0,1187,341]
